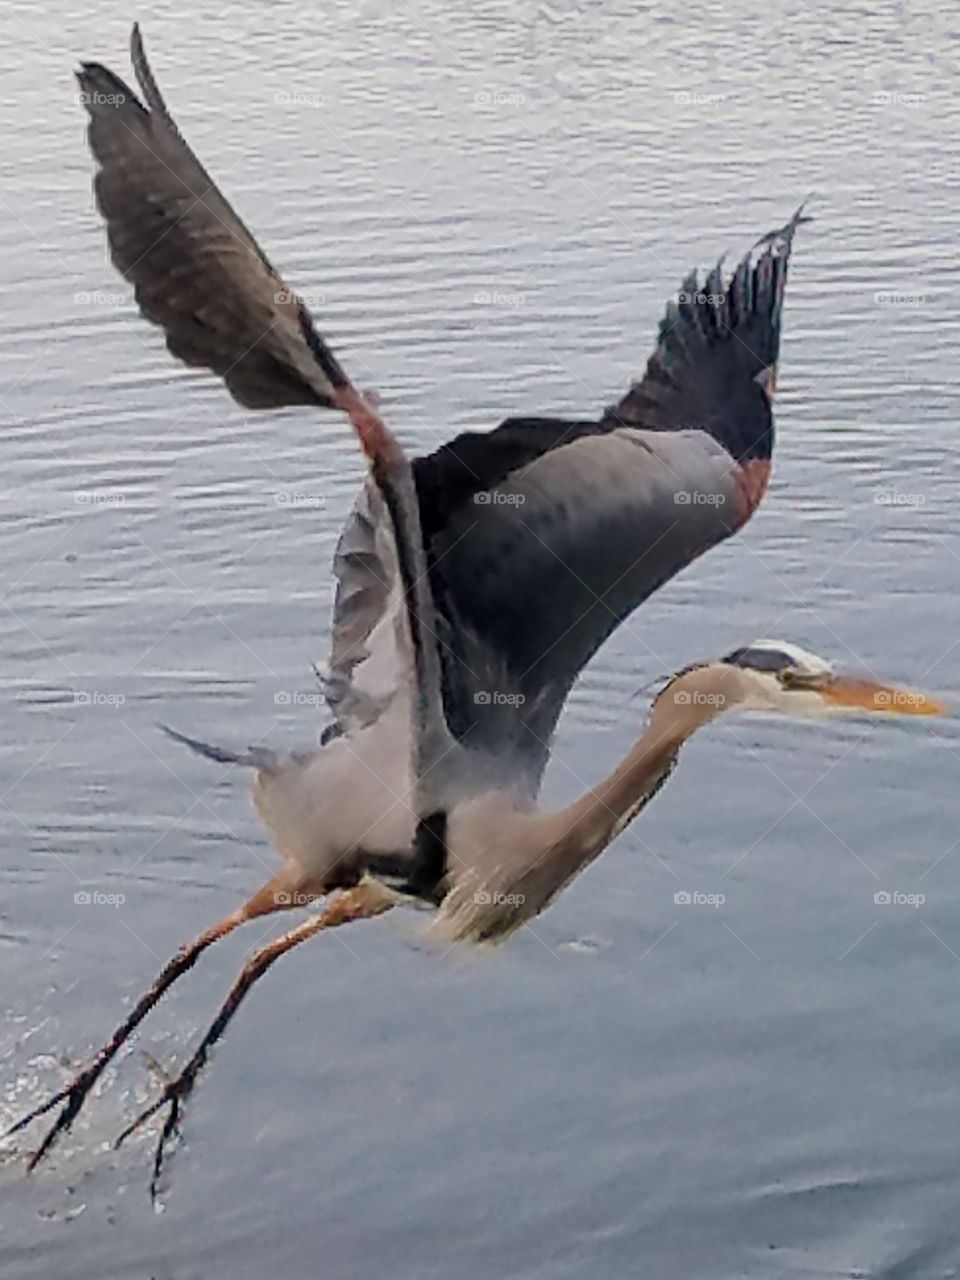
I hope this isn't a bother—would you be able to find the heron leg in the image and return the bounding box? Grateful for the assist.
[5,871,302,1171]
[116,879,397,1199]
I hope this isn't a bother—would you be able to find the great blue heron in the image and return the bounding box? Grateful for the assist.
[5,29,944,1195]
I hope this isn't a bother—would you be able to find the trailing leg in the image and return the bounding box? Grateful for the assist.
[117,879,397,1198]
[5,871,305,1169]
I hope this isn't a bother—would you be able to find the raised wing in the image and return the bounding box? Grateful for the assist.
[327,213,804,793]
[420,423,743,788]
[78,29,454,808]
[606,206,809,453]
[77,26,351,410]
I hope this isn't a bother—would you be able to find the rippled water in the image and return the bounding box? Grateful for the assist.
[2,2,960,1276]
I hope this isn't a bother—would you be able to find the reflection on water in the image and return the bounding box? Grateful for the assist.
[2,1,960,1276]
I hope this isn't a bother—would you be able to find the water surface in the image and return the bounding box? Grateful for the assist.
[2,2,960,1277]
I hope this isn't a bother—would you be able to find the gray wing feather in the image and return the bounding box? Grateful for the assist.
[325,428,740,792]
[76,28,347,410]
[325,482,405,730]
[81,30,459,816]
[427,428,741,785]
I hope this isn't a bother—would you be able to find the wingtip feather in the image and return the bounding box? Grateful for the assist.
[129,22,174,124]
[75,60,145,119]
[754,200,814,252]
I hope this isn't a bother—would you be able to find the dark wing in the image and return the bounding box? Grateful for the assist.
[605,205,810,456]
[413,211,805,789]
[418,425,742,788]
[78,29,455,806]
[76,25,347,409]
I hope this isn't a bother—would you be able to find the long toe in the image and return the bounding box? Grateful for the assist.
[114,1089,171,1150]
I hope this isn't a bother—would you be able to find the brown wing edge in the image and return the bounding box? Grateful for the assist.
[76,32,349,409]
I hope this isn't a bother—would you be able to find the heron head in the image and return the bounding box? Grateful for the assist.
[717,639,946,718]
[651,639,945,731]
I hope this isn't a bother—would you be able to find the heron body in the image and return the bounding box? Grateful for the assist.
[244,416,761,897]
[4,27,945,1197]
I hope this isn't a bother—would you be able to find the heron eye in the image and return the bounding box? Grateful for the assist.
[779,666,825,690]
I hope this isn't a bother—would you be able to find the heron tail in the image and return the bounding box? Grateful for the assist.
[159,724,280,772]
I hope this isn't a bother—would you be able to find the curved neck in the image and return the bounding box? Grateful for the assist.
[551,662,734,862]
[556,722,683,855]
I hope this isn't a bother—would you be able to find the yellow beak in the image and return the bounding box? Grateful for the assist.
[817,675,946,717]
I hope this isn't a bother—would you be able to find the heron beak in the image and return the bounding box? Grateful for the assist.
[816,674,946,717]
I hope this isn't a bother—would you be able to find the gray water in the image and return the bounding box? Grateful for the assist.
[2,1,960,1276]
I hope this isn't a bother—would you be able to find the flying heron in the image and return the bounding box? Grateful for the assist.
[5,28,945,1195]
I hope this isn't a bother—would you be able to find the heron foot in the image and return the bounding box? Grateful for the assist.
[114,1062,201,1200]
[3,874,302,1181]
[114,881,397,1199]
[3,1064,101,1171]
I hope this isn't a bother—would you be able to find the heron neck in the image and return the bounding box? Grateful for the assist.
[553,673,727,861]
[556,723,685,857]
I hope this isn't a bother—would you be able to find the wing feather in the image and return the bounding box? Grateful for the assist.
[425,428,741,785]
[325,212,805,792]
[605,204,808,461]
[76,27,347,410]
[79,30,455,811]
